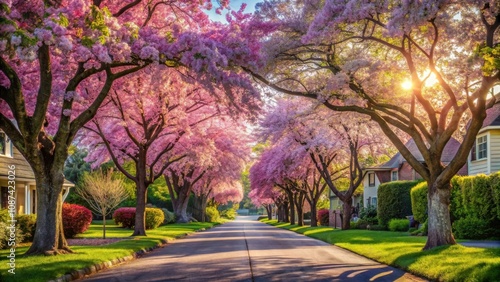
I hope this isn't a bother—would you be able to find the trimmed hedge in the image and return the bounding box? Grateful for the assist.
[62,203,93,238]
[113,207,164,229]
[388,219,410,232]
[377,180,420,227]
[317,209,329,226]
[411,173,500,239]
[410,182,428,223]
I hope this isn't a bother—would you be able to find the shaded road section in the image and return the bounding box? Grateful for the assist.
[81,216,425,281]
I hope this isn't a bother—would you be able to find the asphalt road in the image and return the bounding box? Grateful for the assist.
[80,216,425,282]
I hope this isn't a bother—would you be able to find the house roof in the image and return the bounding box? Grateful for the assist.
[0,146,74,186]
[480,101,500,129]
[367,137,462,171]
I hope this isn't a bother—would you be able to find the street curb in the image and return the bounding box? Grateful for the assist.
[48,225,215,282]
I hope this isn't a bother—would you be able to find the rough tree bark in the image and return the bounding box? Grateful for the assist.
[425,182,456,249]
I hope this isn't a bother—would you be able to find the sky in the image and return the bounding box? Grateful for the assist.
[205,0,259,22]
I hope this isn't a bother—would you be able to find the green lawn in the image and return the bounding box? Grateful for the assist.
[262,219,500,282]
[0,221,217,282]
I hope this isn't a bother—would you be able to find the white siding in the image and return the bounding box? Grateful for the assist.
[363,171,380,206]
[489,130,500,173]
[469,132,490,175]
[469,159,488,175]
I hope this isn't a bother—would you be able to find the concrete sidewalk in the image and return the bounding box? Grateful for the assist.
[460,240,500,248]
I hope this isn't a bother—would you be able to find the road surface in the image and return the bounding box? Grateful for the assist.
[81,216,425,281]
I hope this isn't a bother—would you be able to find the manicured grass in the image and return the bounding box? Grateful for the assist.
[261,219,500,282]
[0,221,217,282]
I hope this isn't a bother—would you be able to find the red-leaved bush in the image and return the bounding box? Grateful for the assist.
[62,203,92,238]
[317,209,330,226]
[113,207,136,228]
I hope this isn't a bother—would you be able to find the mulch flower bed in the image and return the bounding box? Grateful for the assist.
[67,238,125,246]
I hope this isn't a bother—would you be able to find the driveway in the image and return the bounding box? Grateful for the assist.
[81,216,425,281]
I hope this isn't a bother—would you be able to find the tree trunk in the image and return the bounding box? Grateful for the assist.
[193,193,208,222]
[294,193,304,226]
[287,191,295,225]
[342,199,353,230]
[26,171,71,255]
[310,202,318,227]
[102,211,106,239]
[424,181,456,250]
[266,204,272,220]
[132,182,147,236]
[283,201,290,223]
[173,189,190,223]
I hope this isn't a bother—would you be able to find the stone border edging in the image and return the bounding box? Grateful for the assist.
[48,226,210,282]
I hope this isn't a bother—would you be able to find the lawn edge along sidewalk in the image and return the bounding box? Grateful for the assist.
[260,220,429,282]
[48,226,215,282]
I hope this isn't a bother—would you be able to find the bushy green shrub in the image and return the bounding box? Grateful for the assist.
[221,208,237,220]
[15,214,36,242]
[410,182,428,223]
[206,206,220,222]
[368,224,385,231]
[453,216,491,239]
[388,218,410,232]
[378,181,419,227]
[317,209,330,226]
[359,206,377,218]
[145,208,164,229]
[0,209,9,222]
[0,222,24,250]
[161,208,175,224]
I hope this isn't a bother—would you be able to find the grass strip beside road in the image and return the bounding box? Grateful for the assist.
[261,219,500,282]
[0,221,217,282]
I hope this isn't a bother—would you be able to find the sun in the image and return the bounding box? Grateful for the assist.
[401,80,413,90]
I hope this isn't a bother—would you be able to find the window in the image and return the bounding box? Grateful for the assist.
[391,171,398,181]
[371,197,377,207]
[0,132,5,155]
[368,173,375,187]
[0,132,12,157]
[477,135,487,160]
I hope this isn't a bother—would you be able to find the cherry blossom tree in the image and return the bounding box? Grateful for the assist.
[0,0,266,255]
[250,0,500,249]
[257,98,385,228]
[82,66,242,235]
[165,118,251,222]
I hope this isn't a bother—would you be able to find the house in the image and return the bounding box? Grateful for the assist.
[362,138,466,208]
[0,131,73,214]
[468,101,500,175]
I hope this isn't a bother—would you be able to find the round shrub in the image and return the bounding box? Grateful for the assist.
[62,203,92,238]
[378,180,419,227]
[161,208,176,224]
[388,218,410,232]
[15,214,36,242]
[453,216,491,239]
[113,207,136,228]
[206,206,220,222]
[145,208,164,229]
[114,207,165,229]
[317,209,330,226]
[411,182,428,223]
